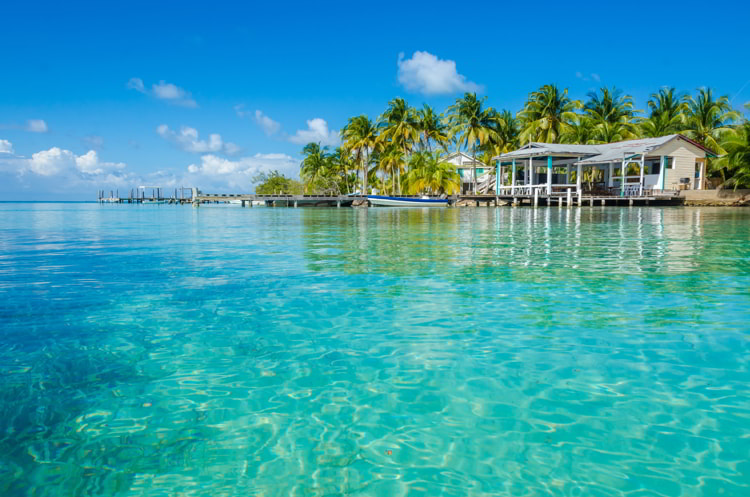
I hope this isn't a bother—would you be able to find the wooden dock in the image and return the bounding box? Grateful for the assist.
[195,194,368,207]
[459,192,682,207]
[100,189,684,207]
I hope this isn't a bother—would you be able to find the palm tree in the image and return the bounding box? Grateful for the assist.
[329,146,354,194]
[378,145,404,195]
[478,109,521,159]
[341,115,378,194]
[518,84,581,144]
[416,104,450,152]
[446,92,500,194]
[403,151,461,195]
[300,142,329,193]
[682,88,741,154]
[716,106,750,189]
[561,114,596,144]
[640,87,687,137]
[583,86,639,143]
[497,110,521,152]
[378,98,419,194]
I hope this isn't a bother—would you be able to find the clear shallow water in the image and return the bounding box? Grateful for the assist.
[1,203,749,497]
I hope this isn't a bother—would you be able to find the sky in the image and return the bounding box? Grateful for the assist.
[1,0,748,200]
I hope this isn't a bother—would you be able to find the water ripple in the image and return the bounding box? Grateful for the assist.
[0,203,749,496]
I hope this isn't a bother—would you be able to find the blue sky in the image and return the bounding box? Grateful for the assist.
[1,0,748,200]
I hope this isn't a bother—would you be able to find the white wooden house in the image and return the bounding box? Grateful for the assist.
[493,134,715,197]
[439,152,488,194]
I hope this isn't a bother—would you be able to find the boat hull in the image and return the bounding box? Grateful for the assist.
[367,195,449,207]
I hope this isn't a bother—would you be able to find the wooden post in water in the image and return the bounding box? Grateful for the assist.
[533,188,539,207]
[566,188,572,208]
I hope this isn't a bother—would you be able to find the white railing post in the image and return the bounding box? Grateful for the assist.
[639,153,645,196]
[547,156,552,196]
[567,188,572,208]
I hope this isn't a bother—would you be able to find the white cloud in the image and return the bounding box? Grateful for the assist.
[0,145,137,199]
[128,78,197,107]
[397,51,482,96]
[288,118,339,146]
[235,105,282,136]
[576,72,600,83]
[152,81,197,107]
[127,77,146,93]
[26,119,48,133]
[20,147,127,178]
[184,152,298,191]
[224,142,242,156]
[234,104,250,118]
[0,139,13,154]
[83,135,104,148]
[27,147,75,176]
[74,150,126,175]
[156,124,239,155]
[254,110,281,136]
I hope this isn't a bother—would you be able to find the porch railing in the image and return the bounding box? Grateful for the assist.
[496,183,577,196]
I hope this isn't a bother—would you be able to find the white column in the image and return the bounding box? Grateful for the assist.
[639,153,645,196]
[566,164,571,184]
[698,160,705,190]
[608,162,614,188]
[511,159,517,195]
[547,156,553,196]
[526,158,531,186]
[576,158,582,196]
[528,158,533,185]
[658,155,666,190]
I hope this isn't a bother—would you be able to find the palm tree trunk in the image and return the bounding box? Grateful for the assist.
[363,149,369,195]
[401,144,409,196]
[472,147,477,195]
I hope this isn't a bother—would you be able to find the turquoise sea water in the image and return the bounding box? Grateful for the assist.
[1,203,749,497]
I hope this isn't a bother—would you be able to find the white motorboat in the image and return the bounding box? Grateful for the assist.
[367,195,449,207]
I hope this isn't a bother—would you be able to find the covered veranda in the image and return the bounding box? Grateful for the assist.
[493,146,665,199]
[491,135,712,199]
